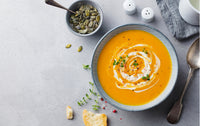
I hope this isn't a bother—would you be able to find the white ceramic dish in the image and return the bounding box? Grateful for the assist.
[179,0,200,25]
[91,24,179,111]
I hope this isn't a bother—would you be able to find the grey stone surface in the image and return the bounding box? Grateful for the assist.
[0,0,199,126]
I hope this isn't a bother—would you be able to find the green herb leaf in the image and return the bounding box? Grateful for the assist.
[142,76,147,80]
[78,100,84,106]
[120,63,124,67]
[77,101,82,106]
[94,100,98,104]
[89,82,94,86]
[97,94,101,98]
[120,56,122,59]
[83,97,87,103]
[116,61,119,65]
[83,64,91,70]
[113,59,120,65]
[92,105,100,108]
[113,60,117,65]
[89,89,93,93]
[86,93,91,100]
[142,74,150,81]
[146,74,150,80]
[89,89,97,96]
[80,100,84,105]
[142,48,148,54]
[92,104,100,111]
[92,107,99,111]
[133,62,138,66]
[93,93,97,96]
[122,59,126,63]
[77,81,101,110]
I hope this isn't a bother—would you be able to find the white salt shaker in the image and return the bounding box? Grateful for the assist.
[123,0,137,15]
[141,7,154,22]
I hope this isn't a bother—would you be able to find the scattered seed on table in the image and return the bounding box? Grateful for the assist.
[66,44,71,48]
[78,46,83,52]
[100,98,104,101]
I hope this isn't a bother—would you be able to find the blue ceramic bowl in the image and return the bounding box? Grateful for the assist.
[91,24,178,111]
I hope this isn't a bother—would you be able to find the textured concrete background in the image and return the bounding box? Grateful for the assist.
[0,0,199,126]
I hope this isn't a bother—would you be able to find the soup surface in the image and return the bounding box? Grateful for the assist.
[97,30,172,105]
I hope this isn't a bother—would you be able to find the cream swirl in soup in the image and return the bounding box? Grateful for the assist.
[113,44,160,92]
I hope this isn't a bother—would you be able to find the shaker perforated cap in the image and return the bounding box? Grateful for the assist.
[141,7,154,22]
[123,0,137,15]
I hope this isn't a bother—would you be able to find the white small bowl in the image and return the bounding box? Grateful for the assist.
[66,0,103,36]
[179,0,200,25]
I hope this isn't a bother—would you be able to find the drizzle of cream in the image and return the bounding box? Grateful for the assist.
[113,44,161,92]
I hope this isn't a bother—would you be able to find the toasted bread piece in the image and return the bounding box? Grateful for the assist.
[82,109,107,126]
[66,106,73,120]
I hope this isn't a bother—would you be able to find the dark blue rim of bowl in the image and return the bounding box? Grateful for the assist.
[91,23,179,111]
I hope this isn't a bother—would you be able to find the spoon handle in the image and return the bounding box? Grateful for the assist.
[167,67,195,124]
[167,100,183,124]
[179,67,195,102]
[45,0,75,14]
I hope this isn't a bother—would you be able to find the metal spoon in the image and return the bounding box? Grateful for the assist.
[167,38,200,124]
[45,0,76,14]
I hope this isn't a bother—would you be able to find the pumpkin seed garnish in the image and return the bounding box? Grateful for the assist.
[66,44,71,48]
[69,4,100,34]
[78,46,83,52]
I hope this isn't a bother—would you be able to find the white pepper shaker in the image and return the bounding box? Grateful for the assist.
[141,7,154,22]
[123,0,137,15]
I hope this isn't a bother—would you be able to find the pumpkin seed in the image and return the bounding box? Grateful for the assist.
[88,21,93,28]
[78,29,88,34]
[78,46,83,52]
[69,4,100,34]
[66,44,71,48]
[88,28,94,32]
[84,20,89,25]
[91,13,97,16]
[80,24,85,29]
[75,25,80,30]
[85,9,90,17]
[95,24,98,28]
[90,16,96,19]
[96,15,100,22]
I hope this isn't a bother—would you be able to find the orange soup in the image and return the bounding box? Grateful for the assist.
[97,30,172,105]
